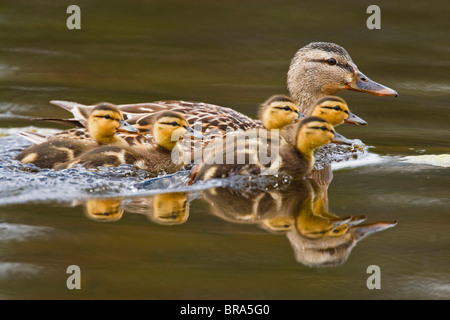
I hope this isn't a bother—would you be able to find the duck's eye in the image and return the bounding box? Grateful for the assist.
[171,121,179,126]
[283,106,292,111]
[333,106,342,111]
[104,114,112,120]
[327,58,337,66]
[320,126,328,131]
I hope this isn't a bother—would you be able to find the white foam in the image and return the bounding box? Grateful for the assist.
[331,152,387,170]
[400,154,450,168]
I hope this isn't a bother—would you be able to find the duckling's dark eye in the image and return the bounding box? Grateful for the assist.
[283,106,292,111]
[171,121,178,126]
[320,126,328,131]
[104,114,112,120]
[333,106,342,111]
[327,58,337,66]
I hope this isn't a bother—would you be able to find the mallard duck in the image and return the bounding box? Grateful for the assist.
[43,42,396,146]
[16,103,138,169]
[191,116,354,181]
[55,111,203,173]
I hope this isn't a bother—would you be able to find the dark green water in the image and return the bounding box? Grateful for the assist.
[0,0,449,300]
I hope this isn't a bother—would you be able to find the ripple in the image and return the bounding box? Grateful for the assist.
[0,262,44,279]
[0,223,53,242]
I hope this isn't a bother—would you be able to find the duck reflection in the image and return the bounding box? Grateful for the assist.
[83,197,126,222]
[199,171,397,268]
[78,168,396,268]
[82,192,190,225]
[126,192,190,225]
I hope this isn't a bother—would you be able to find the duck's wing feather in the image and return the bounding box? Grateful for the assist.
[19,131,48,144]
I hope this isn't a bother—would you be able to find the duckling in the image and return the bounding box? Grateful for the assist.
[258,95,303,130]
[15,103,138,169]
[310,96,367,126]
[46,42,396,148]
[55,111,203,174]
[192,116,354,181]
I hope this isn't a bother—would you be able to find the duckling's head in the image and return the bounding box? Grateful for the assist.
[259,95,304,130]
[294,116,354,157]
[153,111,203,150]
[88,103,138,144]
[287,42,398,113]
[311,96,367,126]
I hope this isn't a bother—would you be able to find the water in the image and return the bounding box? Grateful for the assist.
[0,0,449,300]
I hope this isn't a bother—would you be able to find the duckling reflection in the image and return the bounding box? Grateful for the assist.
[125,192,190,225]
[83,197,126,222]
[199,174,396,267]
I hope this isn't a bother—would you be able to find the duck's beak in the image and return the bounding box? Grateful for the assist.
[185,126,205,139]
[297,111,306,119]
[345,70,398,97]
[331,132,354,145]
[118,120,139,133]
[344,112,368,126]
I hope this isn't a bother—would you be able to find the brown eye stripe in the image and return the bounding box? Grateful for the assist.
[274,106,293,111]
[309,125,334,133]
[310,59,355,73]
[161,121,180,126]
[95,115,120,121]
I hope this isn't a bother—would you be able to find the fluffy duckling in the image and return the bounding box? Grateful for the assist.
[192,116,353,181]
[259,95,303,130]
[16,103,137,169]
[56,111,203,174]
[310,96,367,126]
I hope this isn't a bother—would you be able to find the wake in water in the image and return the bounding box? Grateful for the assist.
[1,127,446,206]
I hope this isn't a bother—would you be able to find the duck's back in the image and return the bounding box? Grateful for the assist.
[15,138,95,169]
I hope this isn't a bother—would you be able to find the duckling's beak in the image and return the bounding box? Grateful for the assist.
[345,70,398,97]
[297,111,306,119]
[118,120,139,133]
[344,112,368,126]
[331,132,354,145]
[185,127,205,139]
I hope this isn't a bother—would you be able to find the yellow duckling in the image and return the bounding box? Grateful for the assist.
[258,95,303,130]
[192,116,353,181]
[310,96,367,126]
[16,103,137,169]
[56,111,203,174]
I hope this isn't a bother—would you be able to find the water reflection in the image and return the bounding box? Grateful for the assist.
[76,167,396,268]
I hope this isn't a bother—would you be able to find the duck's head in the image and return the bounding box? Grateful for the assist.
[311,96,367,126]
[153,111,203,150]
[259,95,304,130]
[287,42,398,113]
[88,103,138,144]
[295,116,354,157]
